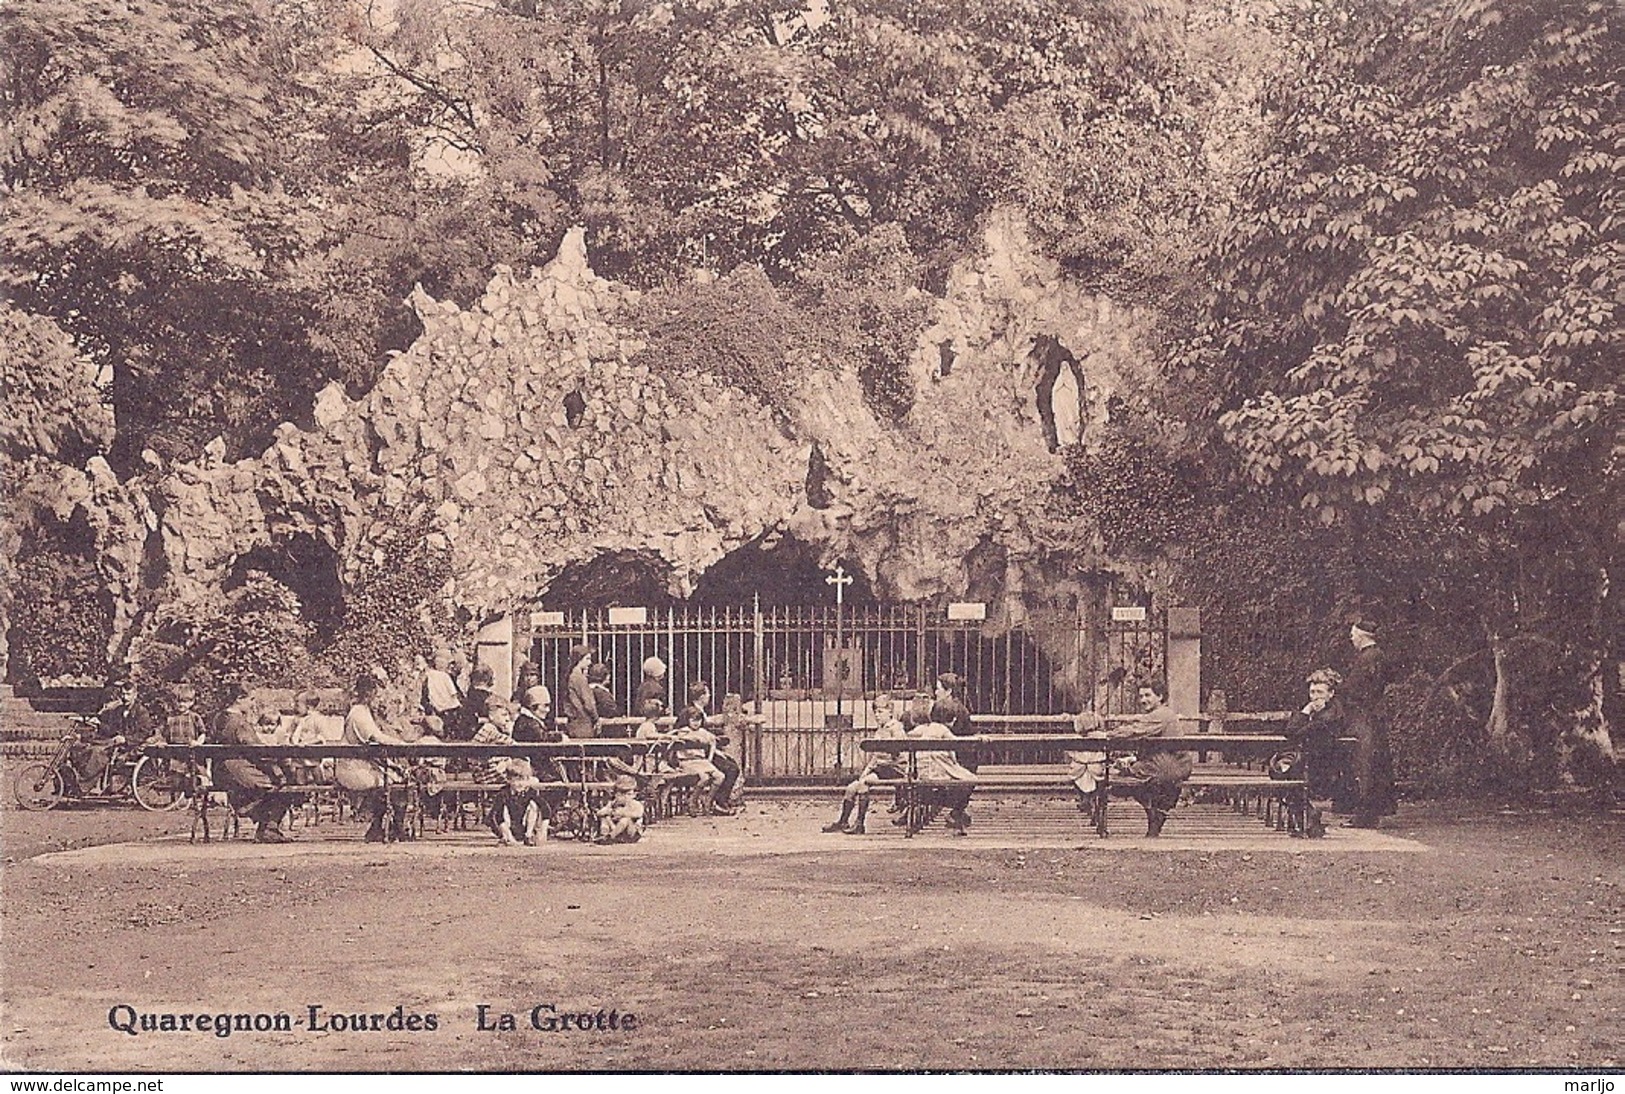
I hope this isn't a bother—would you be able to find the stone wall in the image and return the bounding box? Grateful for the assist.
[63,210,1165,680]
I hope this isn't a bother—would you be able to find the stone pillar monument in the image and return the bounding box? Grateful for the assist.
[474,614,515,700]
[1166,606,1201,722]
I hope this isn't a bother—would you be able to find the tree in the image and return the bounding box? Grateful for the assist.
[1200,0,1622,762]
[0,0,337,465]
[352,0,1232,289]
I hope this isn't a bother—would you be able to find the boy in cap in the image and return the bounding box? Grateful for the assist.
[596,774,645,843]
[488,759,547,846]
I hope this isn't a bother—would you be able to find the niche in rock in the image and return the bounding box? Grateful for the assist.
[1031,334,1087,452]
[545,550,672,607]
[228,534,345,643]
[692,535,873,606]
[805,444,833,510]
[563,390,587,429]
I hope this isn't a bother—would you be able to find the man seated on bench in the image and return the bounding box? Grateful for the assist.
[216,688,302,844]
[1283,667,1346,839]
[1104,680,1190,838]
[823,692,906,835]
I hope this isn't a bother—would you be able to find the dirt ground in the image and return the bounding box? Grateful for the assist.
[0,795,1619,1073]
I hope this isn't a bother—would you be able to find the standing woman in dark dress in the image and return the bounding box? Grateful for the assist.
[1342,621,1397,828]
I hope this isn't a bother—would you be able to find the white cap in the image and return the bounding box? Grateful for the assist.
[642,657,667,677]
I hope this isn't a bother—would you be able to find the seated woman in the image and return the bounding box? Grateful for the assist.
[513,684,556,743]
[215,689,302,844]
[1283,667,1347,838]
[1104,681,1190,838]
[335,673,411,843]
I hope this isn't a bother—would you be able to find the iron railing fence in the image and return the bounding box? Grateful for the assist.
[527,600,1166,780]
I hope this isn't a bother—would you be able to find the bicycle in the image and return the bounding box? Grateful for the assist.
[11,719,188,812]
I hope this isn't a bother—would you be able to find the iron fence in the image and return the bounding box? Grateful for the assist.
[527,598,1165,780]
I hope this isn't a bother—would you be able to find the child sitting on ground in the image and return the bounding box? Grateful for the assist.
[488,759,547,846]
[595,775,645,844]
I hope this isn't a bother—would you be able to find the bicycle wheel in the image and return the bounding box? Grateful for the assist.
[13,763,64,811]
[550,803,585,840]
[904,797,932,837]
[131,755,187,811]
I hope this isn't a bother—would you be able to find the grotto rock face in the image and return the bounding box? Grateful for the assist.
[136,212,1157,651]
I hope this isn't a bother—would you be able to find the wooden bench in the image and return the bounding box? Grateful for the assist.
[859,733,1314,838]
[143,740,670,844]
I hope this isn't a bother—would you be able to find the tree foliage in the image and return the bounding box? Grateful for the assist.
[0,0,341,466]
[1193,0,1622,762]
[1209,0,1620,526]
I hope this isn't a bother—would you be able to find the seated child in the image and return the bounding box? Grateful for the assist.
[1064,709,1109,816]
[908,712,977,836]
[669,721,726,812]
[595,775,645,844]
[406,714,449,824]
[289,691,345,786]
[823,692,906,835]
[488,759,547,846]
[470,698,521,783]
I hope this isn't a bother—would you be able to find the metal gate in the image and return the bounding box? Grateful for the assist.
[528,599,1164,780]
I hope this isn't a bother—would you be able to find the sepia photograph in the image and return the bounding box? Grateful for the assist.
[0,0,1619,1079]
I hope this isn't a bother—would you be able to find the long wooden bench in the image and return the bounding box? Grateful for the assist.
[859,733,1316,838]
[143,740,670,844]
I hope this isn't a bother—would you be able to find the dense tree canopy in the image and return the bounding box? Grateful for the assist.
[1194,0,1622,762]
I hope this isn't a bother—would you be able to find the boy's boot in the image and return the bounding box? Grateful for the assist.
[845,798,869,834]
[822,799,853,833]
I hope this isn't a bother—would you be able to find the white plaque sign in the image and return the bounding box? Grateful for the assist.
[946,601,987,621]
